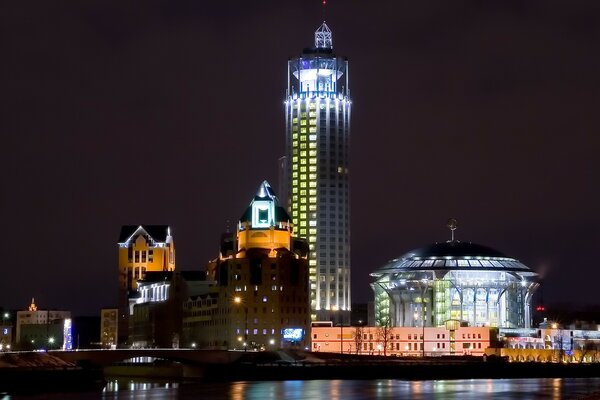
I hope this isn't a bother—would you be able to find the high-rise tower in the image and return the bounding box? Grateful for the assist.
[284,22,351,323]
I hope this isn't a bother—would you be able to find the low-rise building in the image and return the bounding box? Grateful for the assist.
[311,324,496,357]
[15,299,71,350]
[100,308,118,349]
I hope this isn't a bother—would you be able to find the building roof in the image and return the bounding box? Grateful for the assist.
[118,225,171,243]
[372,240,537,276]
[238,180,291,225]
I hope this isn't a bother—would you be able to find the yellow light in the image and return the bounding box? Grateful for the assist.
[234,297,242,304]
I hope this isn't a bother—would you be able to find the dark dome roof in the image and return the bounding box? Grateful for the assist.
[403,241,507,259]
[372,240,537,276]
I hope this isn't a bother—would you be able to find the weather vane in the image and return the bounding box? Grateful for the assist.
[446,218,458,242]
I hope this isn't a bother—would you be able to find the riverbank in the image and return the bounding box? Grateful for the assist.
[0,352,105,394]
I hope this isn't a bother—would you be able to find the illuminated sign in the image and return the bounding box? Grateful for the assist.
[2,328,7,335]
[282,328,304,342]
[63,319,73,350]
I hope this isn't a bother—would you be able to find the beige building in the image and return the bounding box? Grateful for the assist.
[311,324,495,357]
[15,299,71,349]
[117,225,175,346]
[183,181,310,350]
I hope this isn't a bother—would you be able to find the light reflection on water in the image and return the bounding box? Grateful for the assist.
[94,378,600,400]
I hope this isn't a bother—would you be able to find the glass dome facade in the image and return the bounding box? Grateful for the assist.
[370,241,539,329]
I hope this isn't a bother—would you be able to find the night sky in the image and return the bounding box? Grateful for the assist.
[2,1,599,317]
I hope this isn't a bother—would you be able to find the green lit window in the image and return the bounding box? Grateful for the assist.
[292,134,298,140]
[292,187,298,193]
[300,167,307,172]
[300,205,307,211]
[292,172,298,178]
[308,158,316,164]
[309,166,317,172]
[309,197,316,203]
[301,113,306,117]
[300,190,306,196]
[300,182,306,188]
[293,141,298,148]
[309,182,317,188]
[300,174,307,180]
[309,236,317,242]
[309,189,317,196]
[309,229,317,235]
[300,135,307,141]
[309,127,317,133]
[300,229,306,235]
[292,195,298,201]
[300,197,307,203]
[309,142,317,149]
[292,118,298,123]
[309,260,317,266]
[300,143,307,149]
[309,150,317,157]
[300,151,307,157]
[292,164,298,171]
[309,103,316,109]
[309,205,317,211]
[309,119,317,125]
[309,174,317,180]
[292,156,298,162]
[301,213,307,220]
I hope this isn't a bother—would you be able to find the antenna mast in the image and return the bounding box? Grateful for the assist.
[446,218,458,242]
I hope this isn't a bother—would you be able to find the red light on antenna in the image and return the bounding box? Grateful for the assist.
[323,0,326,5]
[536,306,545,312]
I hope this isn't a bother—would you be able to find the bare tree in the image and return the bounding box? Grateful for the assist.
[353,325,364,355]
[376,319,393,356]
[576,336,596,363]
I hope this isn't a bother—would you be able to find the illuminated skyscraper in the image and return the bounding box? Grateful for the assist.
[284,22,351,322]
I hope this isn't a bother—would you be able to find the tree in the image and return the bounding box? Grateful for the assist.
[376,318,393,357]
[353,325,364,355]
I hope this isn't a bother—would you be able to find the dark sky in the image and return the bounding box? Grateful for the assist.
[2,1,599,317]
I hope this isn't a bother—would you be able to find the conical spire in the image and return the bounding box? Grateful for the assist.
[315,22,333,49]
[29,297,37,311]
[256,180,277,201]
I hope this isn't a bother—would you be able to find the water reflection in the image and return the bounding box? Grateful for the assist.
[95,377,600,400]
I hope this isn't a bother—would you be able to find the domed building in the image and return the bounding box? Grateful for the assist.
[371,238,539,329]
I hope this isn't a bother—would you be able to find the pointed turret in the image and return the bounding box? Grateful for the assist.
[239,180,291,229]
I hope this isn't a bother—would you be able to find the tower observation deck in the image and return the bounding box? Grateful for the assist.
[284,22,351,323]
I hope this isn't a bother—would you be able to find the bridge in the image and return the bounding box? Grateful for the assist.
[47,348,247,367]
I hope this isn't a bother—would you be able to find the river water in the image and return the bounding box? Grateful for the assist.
[6,377,600,399]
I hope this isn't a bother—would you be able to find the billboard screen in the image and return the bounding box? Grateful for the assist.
[282,328,304,342]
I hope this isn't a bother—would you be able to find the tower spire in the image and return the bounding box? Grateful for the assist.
[315,22,333,49]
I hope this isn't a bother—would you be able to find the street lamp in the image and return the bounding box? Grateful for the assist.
[234,296,248,352]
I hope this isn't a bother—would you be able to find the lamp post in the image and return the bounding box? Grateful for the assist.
[234,296,248,352]
[422,310,425,358]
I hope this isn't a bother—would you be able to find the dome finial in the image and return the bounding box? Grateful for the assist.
[446,218,458,242]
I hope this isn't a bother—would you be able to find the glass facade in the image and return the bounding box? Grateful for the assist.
[371,241,539,329]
